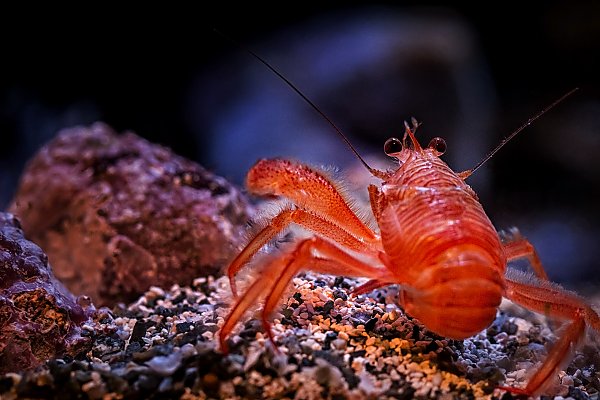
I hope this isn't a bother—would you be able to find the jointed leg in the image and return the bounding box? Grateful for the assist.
[500,269,600,395]
[228,159,381,296]
[220,237,393,353]
[246,159,379,243]
[352,278,397,296]
[502,228,549,280]
[220,258,281,353]
[368,184,384,221]
[223,159,388,351]
[261,237,393,321]
[228,206,381,296]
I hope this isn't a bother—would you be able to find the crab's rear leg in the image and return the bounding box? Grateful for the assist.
[502,229,549,280]
[220,237,393,353]
[352,278,395,296]
[500,269,600,396]
[228,159,381,295]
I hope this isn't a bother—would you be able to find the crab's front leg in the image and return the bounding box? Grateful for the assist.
[227,158,382,296]
[219,236,392,353]
[221,158,391,352]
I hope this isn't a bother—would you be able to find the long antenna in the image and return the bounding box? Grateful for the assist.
[214,28,376,174]
[464,87,579,179]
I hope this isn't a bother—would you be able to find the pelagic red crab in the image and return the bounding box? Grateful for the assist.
[217,47,599,397]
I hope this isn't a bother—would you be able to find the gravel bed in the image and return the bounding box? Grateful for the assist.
[1,273,598,400]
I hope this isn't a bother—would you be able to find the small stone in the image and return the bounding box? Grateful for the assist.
[561,375,574,386]
[516,331,529,345]
[494,332,509,344]
[301,338,318,352]
[145,352,183,376]
[180,343,198,359]
[431,372,442,387]
[202,373,219,390]
[158,377,173,392]
[176,322,193,334]
[365,317,378,331]
[322,300,335,314]
[331,339,347,350]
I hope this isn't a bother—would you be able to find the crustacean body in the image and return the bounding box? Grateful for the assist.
[219,121,600,396]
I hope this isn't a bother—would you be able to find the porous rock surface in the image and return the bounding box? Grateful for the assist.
[9,123,252,305]
[0,212,98,374]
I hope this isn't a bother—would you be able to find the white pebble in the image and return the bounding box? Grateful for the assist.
[319,292,330,302]
[561,375,574,386]
[146,352,182,376]
[494,332,508,344]
[431,372,442,387]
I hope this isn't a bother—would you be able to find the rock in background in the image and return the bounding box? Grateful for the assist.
[9,123,252,306]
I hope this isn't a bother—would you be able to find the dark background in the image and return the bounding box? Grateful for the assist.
[1,4,599,288]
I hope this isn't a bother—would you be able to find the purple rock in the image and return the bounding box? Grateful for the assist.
[9,123,252,305]
[0,212,97,374]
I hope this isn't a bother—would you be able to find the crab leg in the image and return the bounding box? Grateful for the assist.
[228,158,381,296]
[228,207,378,296]
[351,278,395,295]
[246,159,378,242]
[502,230,549,280]
[501,269,600,395]
[220,237,393,353]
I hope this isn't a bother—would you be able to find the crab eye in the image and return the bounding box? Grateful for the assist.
[384,137,402,155]
[428,137,446,155]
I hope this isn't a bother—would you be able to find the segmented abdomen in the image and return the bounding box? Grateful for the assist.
[379,155,505,339]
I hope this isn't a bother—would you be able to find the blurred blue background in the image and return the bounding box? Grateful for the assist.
[1,4,599,288]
